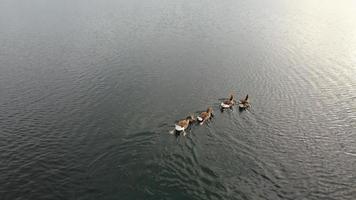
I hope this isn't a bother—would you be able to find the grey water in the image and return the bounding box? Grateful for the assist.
[0,0,355,199]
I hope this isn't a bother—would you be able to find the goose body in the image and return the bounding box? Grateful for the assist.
[239,94,250,109]
[221,102,232,108]
[175,124,186,131]
[197,107,213,124]
[239,102,249,108]
[175,116,195,133]
[221,94,235,109]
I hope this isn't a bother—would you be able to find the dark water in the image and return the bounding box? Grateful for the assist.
[1,0,355,199]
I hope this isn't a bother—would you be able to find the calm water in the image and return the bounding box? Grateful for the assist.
[1,0,355,199]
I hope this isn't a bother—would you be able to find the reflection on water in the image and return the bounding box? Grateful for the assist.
[0,0,355,199]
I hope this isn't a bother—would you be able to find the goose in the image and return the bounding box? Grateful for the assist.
[175,115,195,135]
[197,107,213,125]
[221,94,236,109]
[239,94,250,109]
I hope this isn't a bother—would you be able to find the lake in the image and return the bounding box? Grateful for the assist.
[0,0,355,199]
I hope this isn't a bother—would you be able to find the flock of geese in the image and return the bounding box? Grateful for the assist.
[173,93,250,135]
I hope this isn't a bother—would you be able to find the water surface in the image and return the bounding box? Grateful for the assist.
[0,0,355,199]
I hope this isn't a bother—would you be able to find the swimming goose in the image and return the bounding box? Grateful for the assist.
[175,115,195,135]
[197,107,213,125]
[220,94,236,109]
[239,94,250,109]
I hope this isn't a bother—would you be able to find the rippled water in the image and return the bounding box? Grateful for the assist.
[1,0,355,199]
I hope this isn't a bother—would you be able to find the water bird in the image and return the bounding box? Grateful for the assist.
[174,115,195,135]
[197,107,214,125]
[239,94,250,109]
[220,94,236,109]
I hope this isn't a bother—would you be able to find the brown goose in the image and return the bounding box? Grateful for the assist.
[221,94,236,108]
[239,94,250,109]
[197,107,213,125]
[175,115,195,134]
